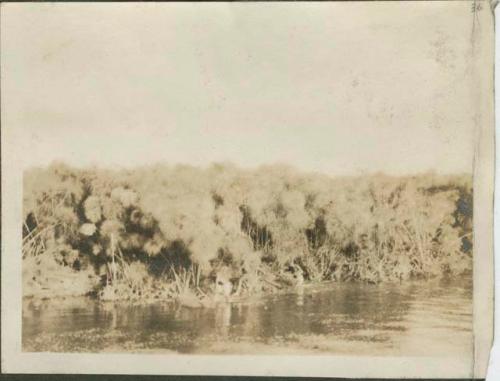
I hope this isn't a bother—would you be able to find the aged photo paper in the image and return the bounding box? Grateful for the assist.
[1,1,495,378]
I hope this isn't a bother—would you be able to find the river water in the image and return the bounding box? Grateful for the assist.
[23,277,472,356]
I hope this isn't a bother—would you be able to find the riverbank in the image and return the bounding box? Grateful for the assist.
[22,257,307,305]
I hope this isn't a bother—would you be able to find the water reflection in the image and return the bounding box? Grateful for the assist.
[22,278,472,356]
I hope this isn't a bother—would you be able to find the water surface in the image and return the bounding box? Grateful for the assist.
[23,278,472,356]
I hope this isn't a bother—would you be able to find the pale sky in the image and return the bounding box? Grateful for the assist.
[1,2,478,175]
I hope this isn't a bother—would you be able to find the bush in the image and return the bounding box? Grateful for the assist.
[22,163,473,300]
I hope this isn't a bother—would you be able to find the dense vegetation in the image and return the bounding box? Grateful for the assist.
[23,163,472,303]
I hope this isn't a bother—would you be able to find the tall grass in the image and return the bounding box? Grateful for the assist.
[22,162,472,300]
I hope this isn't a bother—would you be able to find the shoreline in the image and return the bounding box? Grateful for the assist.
[22,272,472,306]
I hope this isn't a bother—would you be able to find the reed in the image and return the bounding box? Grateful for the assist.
[22,162,472,300]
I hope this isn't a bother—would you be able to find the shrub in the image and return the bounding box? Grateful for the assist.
[22,163,473,299]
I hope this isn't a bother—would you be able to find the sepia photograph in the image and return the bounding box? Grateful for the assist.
[0,1,495,378]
